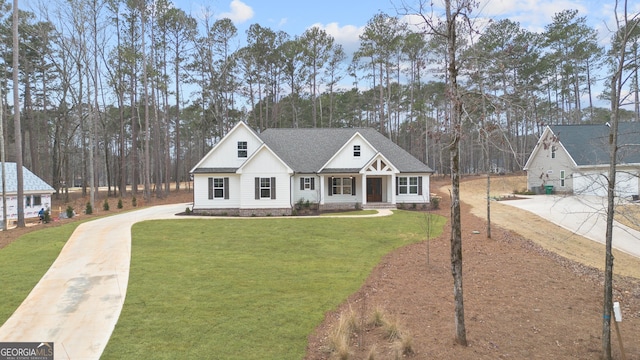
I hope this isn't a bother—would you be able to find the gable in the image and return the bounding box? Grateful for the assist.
[190,122,262,172]
[238,145,293,175]
[322,133,376,171]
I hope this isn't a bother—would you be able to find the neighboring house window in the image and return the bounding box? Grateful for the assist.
[330,177,355,195]
[238,141,247,158]
[255,177,276,199]
[551,145,556,159]
[560,170,565,187]
[208,177,229,199]
[354,145,361,157]
[396,176,422,195]
[26,196,32,207]
[300,177,315,190]
[33,195,42,206]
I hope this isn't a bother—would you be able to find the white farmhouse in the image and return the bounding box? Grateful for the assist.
[190,122,434,216]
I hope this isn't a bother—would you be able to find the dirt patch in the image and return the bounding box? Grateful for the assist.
[305,175,640,359]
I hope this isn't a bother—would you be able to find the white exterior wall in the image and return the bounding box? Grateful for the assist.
[526,141,575,193]
[291,175,321,204]
[198,125,261,169]
[239,148,292,209]
[192,173,241,209]
[396,174,431,203]
[574,169,639,198]
[324,135,376,169]
[0,193,53,221]
[323,175,362,204]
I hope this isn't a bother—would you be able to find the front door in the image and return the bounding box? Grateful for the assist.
[367,177,382,202]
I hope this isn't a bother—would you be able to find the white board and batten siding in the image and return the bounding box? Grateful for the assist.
[323,134,376,170]
[396,174,430,203]
[292,175,320,204]
[238,147,292,209]
[197,124,261,169]
[192,174,241,209]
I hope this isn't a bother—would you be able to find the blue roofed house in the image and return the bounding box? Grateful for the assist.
[1,162,55,222]
[189,122,434,216]
[523,123,640,198]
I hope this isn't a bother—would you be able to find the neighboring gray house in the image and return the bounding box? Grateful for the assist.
[1,162,55,221]
[190,122,434,216]
[523,123,640,197]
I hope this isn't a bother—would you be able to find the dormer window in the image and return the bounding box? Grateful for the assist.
[238,141,247,158]
[354,145,361,157]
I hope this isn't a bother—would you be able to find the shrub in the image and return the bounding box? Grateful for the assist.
[103,199,110,211]
[85,202,93,215]
[430,196,441,210]
[132,196,137,207]
[304,199,310,208]
[43,209,51,224]
[185,207,192,215]
[66,206,75,218]
[117,198,123,209]
[368,307,386,328]
[295,198,304,210]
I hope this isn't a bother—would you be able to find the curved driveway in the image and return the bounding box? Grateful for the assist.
[0,203,190,360]
[0,204,392,360]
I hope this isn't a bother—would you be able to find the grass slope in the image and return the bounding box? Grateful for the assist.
[0,223,79,323]
[102,211,444,359]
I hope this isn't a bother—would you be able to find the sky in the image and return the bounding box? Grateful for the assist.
[174,0,638,54]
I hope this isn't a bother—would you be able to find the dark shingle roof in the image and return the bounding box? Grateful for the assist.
[0,162,55,193]
[550,123,640,166]
[258,128,433,173]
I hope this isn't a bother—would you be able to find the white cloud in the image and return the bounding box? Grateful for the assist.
[218,0,254,23]
[310,22,364,55]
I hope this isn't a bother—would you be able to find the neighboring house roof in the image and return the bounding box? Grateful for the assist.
[258,128,433,173]
[550,123,640,166]
[0,162,55,193]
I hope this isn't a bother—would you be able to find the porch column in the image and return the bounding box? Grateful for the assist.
[361,174,367,206]
[390,173,396,205]
[319,175,325,205]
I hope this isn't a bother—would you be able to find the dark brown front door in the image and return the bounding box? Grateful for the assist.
[367,177,382,202]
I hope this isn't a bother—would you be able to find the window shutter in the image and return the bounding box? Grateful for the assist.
[255,177,260,199]
[300,177,304,190]
[271,177,276,199]
[224,177,230,199]
[310,177,315,190]
[418,176,423,195]
[352,178,356,196]
[208,178,213,199]
[395,177,399,195]
[328,177,332,196]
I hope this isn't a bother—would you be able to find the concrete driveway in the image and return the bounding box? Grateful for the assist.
[0,203,190,360]
[500,195,640,259]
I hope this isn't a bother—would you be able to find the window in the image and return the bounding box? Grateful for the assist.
[300,177,315,190]
[26,196,32,207]
[208,177,229,199]
[331,177,353,195]
[397,176,422,195]
[238,141,247,158]
[551,146,556,159]
[560,170,565,187]
[33,195,42,206]
[354,145,361,157]
[255,177,276,199]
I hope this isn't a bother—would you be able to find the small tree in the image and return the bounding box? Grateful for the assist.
[103,198,110,211]
[86,202,93,215]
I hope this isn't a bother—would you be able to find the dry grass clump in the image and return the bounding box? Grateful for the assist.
[326,305,414,359]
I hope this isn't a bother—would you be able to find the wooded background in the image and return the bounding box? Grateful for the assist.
[1,0,639,200]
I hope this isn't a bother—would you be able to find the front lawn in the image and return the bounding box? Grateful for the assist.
[102,210,445,359]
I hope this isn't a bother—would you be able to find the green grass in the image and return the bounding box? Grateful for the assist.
[102,210,445,360]
[0,223,81,323]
